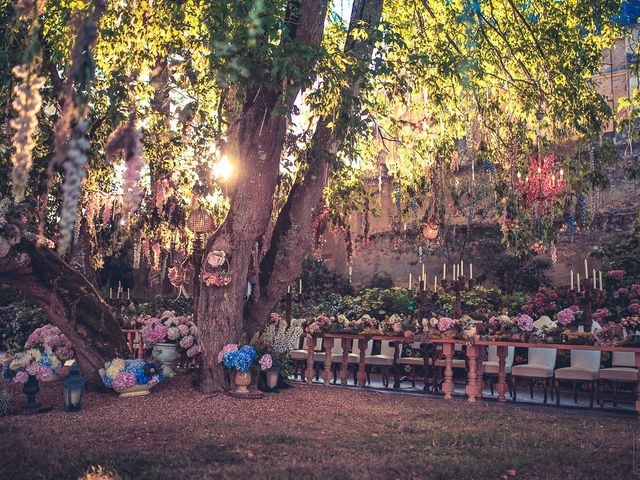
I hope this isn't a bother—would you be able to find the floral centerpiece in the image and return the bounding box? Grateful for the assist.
[25,324,75,362]
[620,316,640,336]
[382,314,414,337]
[100,358,164,397]
[218,344,272,394]
[484,314,516,340]
[425,316,456,339]
[304,315,332,337]
[141,311,201,375]
[2,348,62,384]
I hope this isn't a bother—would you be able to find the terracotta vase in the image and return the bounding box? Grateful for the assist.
[234,371,251,394]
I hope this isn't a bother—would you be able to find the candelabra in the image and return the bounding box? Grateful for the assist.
[440,275,476,319]
[568,282,605,333]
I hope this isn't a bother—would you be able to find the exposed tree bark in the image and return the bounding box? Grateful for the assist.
[246,0,384,334]
[0,241,129,386]
[197,0,330,393]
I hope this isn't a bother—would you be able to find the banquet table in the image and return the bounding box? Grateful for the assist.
[306,333,640,414]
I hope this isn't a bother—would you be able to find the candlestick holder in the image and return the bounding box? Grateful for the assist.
[440,276,476,319]
[568,282,605,333]
[416,281,439,320]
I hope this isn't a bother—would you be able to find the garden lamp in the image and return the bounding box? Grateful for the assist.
[62,362,85,412]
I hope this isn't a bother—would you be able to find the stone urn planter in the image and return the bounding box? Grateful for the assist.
[234,371,251,394]
[152,342,179,376]
[21,375,52,414]
[114,384,151,398]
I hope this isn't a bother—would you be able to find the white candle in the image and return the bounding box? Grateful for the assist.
[287,285,291,294]
[577,274,581,293]
[423,275,427,291]
[570,270,574,290]
[434,275,438,291]
[460,260,464,277]
[593,269,596,289]
[599,270,603,291]
[422,264,425,282]
[584,259,588,278]
[443,263,446,280]
[299,279,302,295]
[409,272,412,290]
[470,263,473,279]
[127,288,130,300]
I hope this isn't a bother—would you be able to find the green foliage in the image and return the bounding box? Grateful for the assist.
[299,256,353,302]
[0,387,10,417]
[123,295,193,321]
[0,286,48,352]
[364,270,394,289]
[594,214,640,284]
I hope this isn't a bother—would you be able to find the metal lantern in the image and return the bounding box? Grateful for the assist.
[187,208,215,235]
[421,221,440,241]
[62,362,85,412]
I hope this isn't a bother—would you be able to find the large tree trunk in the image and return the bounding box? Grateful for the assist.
[0,241,129,386]
[197,0,330,393]
[246,0,384,334]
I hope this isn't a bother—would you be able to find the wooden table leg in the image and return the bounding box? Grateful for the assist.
[357,338,368,388]
[476,348,484,398]
[442,343,454,400]
[305,337,316,386]
[322,337,334,386]
[393,342,402,389]
[340,338,351,385]
[496,346,508,402]
[422,347,431,392]
[636,352,640,413]
[465,344,478,403]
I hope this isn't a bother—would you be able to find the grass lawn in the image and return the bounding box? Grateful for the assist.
[0,375,638,479]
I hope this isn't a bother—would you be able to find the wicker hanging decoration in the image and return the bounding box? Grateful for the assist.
[187,207,215,234]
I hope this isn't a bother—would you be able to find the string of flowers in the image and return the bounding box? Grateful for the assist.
[9,65,45,203]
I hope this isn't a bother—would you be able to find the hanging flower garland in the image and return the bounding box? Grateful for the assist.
[58,121,90,254]
[105,113,144,223]
[9,65,45,203]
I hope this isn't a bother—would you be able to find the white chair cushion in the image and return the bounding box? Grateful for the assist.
[313,352,326,362]
[364,354,394,366]
[435,358,466,369]
[511,363,554,378]
[398,356,430,366]
[554,366,599,381]
[290,350,308,360]
[599,367,639,383]
[482,361,512,375]
[331,353,359,364]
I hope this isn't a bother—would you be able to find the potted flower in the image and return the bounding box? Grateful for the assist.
[24,324,75,374]
[141,311,201,376]
[251,315,304,391]
[1,349,62,411]
[99,358,163,397]
[218,344,271,394]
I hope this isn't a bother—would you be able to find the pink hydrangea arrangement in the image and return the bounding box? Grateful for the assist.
[141,311,200,357]
[555,308,575,326]
[438,317,455,332]
[607,269,625,281]
[516,314,534,332]
[25,324,75,361]
[2,349,61,384]
[217,343,238,363]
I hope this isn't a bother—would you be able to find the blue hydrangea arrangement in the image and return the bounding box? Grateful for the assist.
[220,345,258,373]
